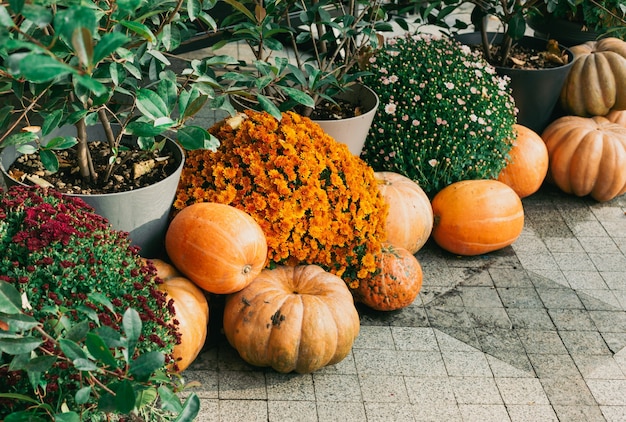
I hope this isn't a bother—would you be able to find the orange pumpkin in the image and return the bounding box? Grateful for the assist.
[431,180,524,256]
[497,124,549,198]
[541,115,626,202]
[223,265,360,374]
[375,172,433,253]
[605,109,626,127]
[165,202,268,294]
[148,259,209,372]
[355,243,423,311]
[560,37,626,116]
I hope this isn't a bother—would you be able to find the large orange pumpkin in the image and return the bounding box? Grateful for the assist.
[148,259,209,372]
[165,202,268,294]
[497,124,549,198]
[431,180,524,256]
[375,172,433,253]
[541,115,626,202]
[560,37,626,116]
[223,265,360,374]
[605,109,626,127]
[355,243,423,311]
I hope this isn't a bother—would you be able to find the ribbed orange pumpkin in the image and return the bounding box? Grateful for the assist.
[148,259,209,372]
[165,202,268,294]
[560,37,626,116]
[375,172,433,254]
[497,124,549,198]
[541,115,626,202]
[431,180,524,256]
[223,265,360,374]
[605,109,626,127]
[355,243,423,311]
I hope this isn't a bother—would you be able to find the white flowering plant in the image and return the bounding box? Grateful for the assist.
[360,33,517,196]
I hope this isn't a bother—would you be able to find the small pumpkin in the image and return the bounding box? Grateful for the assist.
[165,202,268,294]
[355,243,423,311]
[223,265,360,374]
[541,115,626,202]
[560,37,626,116]
[497,124,549,198]
[431,180,524,256]
[375,172,433,254]
[148,259,209,372]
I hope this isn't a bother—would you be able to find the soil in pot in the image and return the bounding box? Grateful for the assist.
[468,40,570,70]
[6,142,179,195]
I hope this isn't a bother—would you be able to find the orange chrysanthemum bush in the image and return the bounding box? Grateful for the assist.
[173,110,388,287]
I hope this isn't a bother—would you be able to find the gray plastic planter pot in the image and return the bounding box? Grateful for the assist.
[1,125,184,258]
[454,32,575,134]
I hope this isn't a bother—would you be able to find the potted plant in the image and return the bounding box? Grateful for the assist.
[0,186,200,421]
[210,0,393,154]
[528,0,626,46]
[0,0,227,256]
[359,33,518,196]
[413,0,575,132]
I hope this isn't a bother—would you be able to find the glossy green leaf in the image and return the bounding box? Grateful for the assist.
[114,380,136,414]
[178,126,219,151]
[44,136,78,150]
[72,27,94,70]
[0,337,42,354]
[175,393,200,422]
[54,6,98,44]
[0,281,23,314]
[182,94,208,119]
[122,308,141,360]
[39,149,59,173]
[186,0,200,21]
[25,355,56,372]
[94,325,124,349]
[93,32,129,64]
[73,357,99,371]
[21,3,52,27]
[157,386,182,413]
[157,78,177,111]
[116,0,142,13]
[75,386,92,405]
[19,55,75,83]
[86,332,118,368]
[222,0,255,22]
[0,313,39,331]
[16,144,37,155]
[136,88,168,120]
[281,86,315,108]
[5,131,38,148]
[65,320,90,342]
[54,412,80,422]
[41,110,64,136]
[58,338,87,361]
[120,20,156,43]
[258,94,282,120]
[130,351,164,381]
[74,74,108,97]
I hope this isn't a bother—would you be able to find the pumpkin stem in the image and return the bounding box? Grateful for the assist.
[242,264,252,275]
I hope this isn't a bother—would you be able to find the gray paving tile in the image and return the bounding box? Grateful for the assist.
[579,289,623,311]
[547,309,597,331]
[579,236,622,254]
[589,253,626,272]
[193,399,219,422]
[587,380,626,405]
[314,349,358,375]
[316,401,367,422]
[552,405,606,422]
[564,270,610,290]
[363,402,415,422]
[312,374,362,402]
[507,308,556,330]
[474,327,525,355]
[352,348,404,376]
[527,353,581,378]
[218,399,268,422]
[390,326,439,351]
[506,404,559,421]
[404,376,456,404]
[267,400,318,422]
[495,377,550,405]
[396,350,448,377]
[181,370,219,399]
[517,329,569,354]
[527,269,569,289]
[358,374,409,402]
[600,271,626,290]
[589,310,626,332]
[218,371,267,400]
[486,354,536,378]
[536,287,585,309]
[559,330,613,355]
[352,325,394,349]
[552,252,596,272]
[449,377,503,405]
[441,351,492,377]
[571,354,626,380]
[265,372,315,400]
[457,404,511,421]
[489,268,535,288]
[600,405,626,422]
[410,401,462,421]
[539,377,598,406]
[497,287,544,308]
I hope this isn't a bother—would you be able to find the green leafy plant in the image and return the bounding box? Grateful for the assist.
[0,0,225,187]
[539,0,626,38]
[212,0,393,120]
[0,185,199,420]
[360,33,517,195]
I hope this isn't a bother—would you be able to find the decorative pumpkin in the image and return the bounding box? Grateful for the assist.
[165,202,268,294]
[375,172,433,254]
[222,265,360,374]
[560,37,626,116]
[355,243,423,311]
[541,115,626,202]
[497,124,549,198]
[431,180,524,256]
[148,259,209,372]
[605,109,626,127]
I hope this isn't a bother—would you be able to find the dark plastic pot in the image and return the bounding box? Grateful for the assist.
[455,32,575,134]
[527,14,606,48]
[1,125,184,258]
